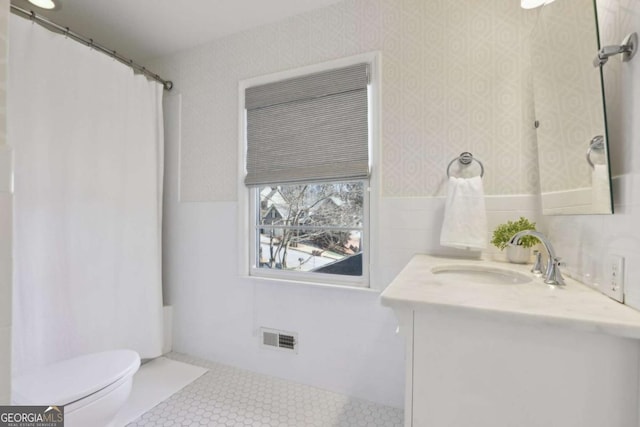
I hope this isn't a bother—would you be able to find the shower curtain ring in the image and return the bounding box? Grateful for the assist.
[64,27,70,38]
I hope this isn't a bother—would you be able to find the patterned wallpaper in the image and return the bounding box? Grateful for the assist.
[150,0,539,201]
[531,0,606,193]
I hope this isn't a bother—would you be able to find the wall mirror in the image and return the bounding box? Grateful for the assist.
[531,0,613,215]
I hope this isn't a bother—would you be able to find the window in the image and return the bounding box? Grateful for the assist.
[241,55,377,287]
[256,181,365,277]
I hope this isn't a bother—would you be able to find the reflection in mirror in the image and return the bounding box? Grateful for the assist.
[531,0,613,215]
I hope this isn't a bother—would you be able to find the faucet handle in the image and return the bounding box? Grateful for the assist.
[531,250,544,276]
[553,256,567,269]
[544,256,566,286]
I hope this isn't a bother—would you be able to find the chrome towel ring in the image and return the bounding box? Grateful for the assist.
[586,135,605,169]
[446,152,485,178]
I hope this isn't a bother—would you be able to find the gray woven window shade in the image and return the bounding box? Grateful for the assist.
[245,63,370,186]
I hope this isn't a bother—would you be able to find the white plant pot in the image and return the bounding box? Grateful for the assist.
[506,245,530,264]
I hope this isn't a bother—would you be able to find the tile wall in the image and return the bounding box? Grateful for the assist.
[377,195,543,286]
[0,0,11,405]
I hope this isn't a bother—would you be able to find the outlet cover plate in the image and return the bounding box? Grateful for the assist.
[602,255,624,303]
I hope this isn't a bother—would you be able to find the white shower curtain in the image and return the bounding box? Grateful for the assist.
[9,15,164,375]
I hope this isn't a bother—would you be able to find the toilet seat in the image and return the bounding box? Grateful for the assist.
[63,371,132,414]
[12,350,140,407]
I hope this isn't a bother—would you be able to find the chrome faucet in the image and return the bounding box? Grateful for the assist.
[508,230,565,286]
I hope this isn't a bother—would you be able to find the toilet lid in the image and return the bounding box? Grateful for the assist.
[12,350,140,406]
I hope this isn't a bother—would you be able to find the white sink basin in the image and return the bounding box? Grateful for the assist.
[431,264,532,285]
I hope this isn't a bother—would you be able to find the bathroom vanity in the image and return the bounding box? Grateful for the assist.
[381,255,640,427]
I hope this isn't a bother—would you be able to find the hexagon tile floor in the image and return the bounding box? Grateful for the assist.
[126,352,403,427]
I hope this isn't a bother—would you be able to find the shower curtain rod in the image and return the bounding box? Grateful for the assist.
[10,4,173,91]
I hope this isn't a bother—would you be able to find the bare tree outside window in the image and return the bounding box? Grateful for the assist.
[257,182,364,276]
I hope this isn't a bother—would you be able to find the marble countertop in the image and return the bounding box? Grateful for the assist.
[380,254,640,339]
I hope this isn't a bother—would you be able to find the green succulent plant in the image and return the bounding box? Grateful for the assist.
[491,217,538,250]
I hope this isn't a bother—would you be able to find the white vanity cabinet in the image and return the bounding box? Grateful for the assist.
[382,255,640,427]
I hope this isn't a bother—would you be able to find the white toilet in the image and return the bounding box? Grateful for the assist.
[12,349,140,427]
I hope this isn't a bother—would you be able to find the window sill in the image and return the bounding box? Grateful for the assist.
[239,274,380,294]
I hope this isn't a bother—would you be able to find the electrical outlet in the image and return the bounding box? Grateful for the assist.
[602,255,624,303]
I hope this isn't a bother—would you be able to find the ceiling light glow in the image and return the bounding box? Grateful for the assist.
[521,0,558,9]
[27,0,56,10]
[521,0,546,8]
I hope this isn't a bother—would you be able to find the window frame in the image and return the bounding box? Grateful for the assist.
[249,179,370,287]
[237,52,381,289]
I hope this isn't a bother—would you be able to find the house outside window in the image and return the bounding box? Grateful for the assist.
[256,181,365,277]
[240,54,379,287]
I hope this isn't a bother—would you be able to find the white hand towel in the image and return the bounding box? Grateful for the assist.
[591,164,611,213]
[440,176,488,250]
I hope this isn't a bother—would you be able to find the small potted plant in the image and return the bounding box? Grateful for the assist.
[491,217,538,263]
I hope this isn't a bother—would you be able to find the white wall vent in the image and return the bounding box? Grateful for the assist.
[260,327,298,353]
